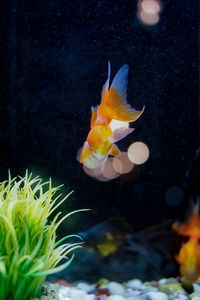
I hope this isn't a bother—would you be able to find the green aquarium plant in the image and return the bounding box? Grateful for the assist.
[0,172,86,300]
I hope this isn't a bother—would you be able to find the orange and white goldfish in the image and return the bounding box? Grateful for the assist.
[78,62,144,169]
[173,202,200,282]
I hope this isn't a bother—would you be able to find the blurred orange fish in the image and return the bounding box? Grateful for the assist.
[78,62,144,169]
[175,237,200,282]
[173,202,200,282]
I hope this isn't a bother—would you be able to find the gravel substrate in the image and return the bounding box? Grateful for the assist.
[38,278,200,300]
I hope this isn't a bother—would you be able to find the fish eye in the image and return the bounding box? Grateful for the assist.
[93,149,98,156]
[93,149,99,158]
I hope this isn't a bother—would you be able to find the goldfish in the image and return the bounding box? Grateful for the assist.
[175,237,200,282]
[78,62,144,169]
[78,217,131,256]
[173,202,200,282]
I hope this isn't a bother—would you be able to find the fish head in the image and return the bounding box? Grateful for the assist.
[78,140,108,169]
[78,141,93,163]
[78,125,113,169]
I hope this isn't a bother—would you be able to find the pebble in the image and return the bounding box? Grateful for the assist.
[159,283,184,295]
[126,297,145,300]
[42,278,200,300]
[193,284,200,294]
[58,287,70,297]
[171,291,188,300]
[190,293,200,300]
[125,289,142,296]
[126,280,143,290]
[84,295,96,300]
[69,288,87,300]
[108,282,125,296]
[158,279,168,284]
[108,296,125,300]
[76,282,95,293]
[145,291,168,300]
[58,296,71,300]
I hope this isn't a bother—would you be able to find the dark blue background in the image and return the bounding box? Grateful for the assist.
[0,0,199,231]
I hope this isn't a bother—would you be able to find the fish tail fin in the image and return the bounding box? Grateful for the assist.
[173,200,200,239]
[98,63,144,122]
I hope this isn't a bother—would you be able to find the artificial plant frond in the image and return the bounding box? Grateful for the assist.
[0,172,86,300]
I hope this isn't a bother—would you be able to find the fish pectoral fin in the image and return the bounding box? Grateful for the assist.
[90,105,98,128]
[112,127,134,143]
[109,144,121,157]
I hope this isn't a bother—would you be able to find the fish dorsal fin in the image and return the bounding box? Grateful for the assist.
[90,105,98,128]
[109,144,121,157]
[98,63,145,122]
[101,61,111,97]
[172,201,200,239]
[112,127,134,143]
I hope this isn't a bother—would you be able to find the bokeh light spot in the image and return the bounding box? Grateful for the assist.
[95,174,111,182]
[138,11,160,25]
[128,142,149,165]
[113,152,134,174]
[83,165,101,177]
[141,0,161,14]
[112,157,123,174]
[83,164,110,181]
[165,186,184,206]
[100,157,120,180]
